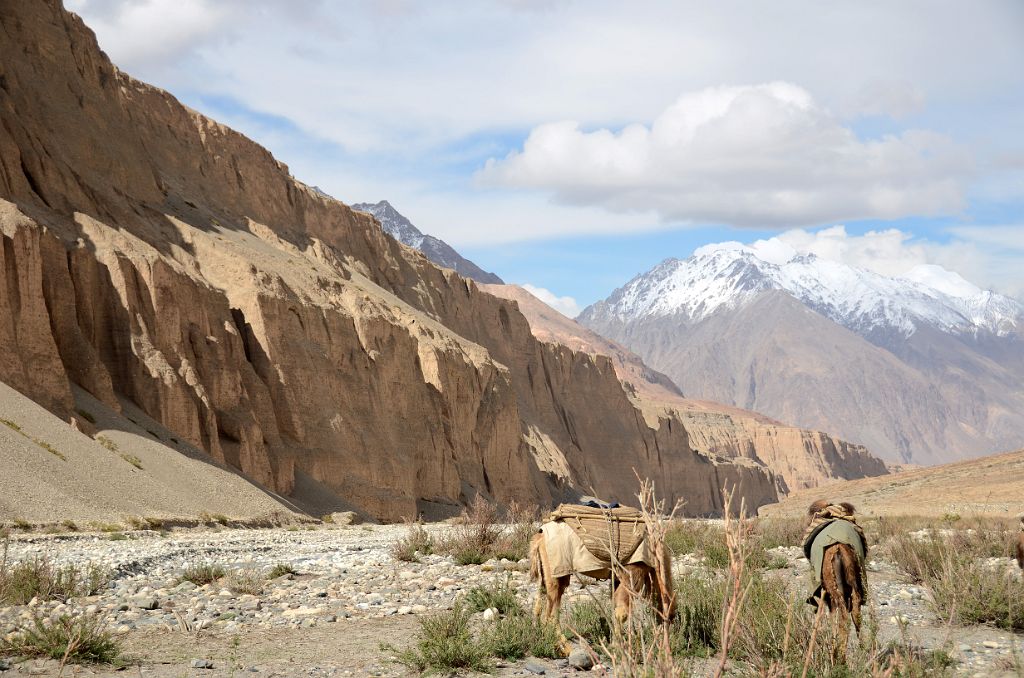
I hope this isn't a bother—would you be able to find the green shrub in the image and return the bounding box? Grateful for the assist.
[32,437,66,461]
[928,552,1024,630]
[268,562,297,578]
[0,558,109,605]
[452,548,488,566]
[753,516,807,550]
[433,497,536,566]
[0,613,119,664]
[95,436,118,452]
[178,563,225,586]
[564,599,612,647]
[482,613,563,660]
[465,577,522,615]
[120,454,143,470]
[671,575,721,657]
[383,605,491,674]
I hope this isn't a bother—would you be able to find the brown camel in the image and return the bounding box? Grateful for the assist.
[528,530,675,643]
[1015,515,1024,570]
[805,500,866,658]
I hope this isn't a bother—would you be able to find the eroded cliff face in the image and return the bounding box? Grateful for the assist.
[482,284,889,494]
[674,402,889,494]
[0,1,777,519]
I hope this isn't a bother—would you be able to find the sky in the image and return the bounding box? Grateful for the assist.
[67,0,1024,316]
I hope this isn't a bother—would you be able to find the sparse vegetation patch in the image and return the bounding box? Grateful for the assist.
[225,568,266,595]
[0,613,119,664]
[178,563,226,586]
[391,521,435,563]
[0,556,110,605]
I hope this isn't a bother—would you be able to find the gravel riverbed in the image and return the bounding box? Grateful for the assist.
[1,524,1021,677]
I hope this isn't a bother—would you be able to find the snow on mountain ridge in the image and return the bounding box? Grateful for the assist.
[350,200,503,284]
[600,243,1021,337]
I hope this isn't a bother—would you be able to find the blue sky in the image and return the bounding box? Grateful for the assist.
[68,0,1024,314]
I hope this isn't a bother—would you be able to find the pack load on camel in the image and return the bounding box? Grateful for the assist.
[529,497,675,642]
[802,500,868,658]
[539,502,653,579]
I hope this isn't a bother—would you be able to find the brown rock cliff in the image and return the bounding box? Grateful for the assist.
[482,284,889,493]
[0,1,777,519]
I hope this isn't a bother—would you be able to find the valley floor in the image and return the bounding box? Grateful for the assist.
[0,524,1021,677]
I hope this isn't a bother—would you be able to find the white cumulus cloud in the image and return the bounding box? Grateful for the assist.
[521,284,581,318]
[479,82,971,228]
[726,224,1024,300]
[66,0,234,67]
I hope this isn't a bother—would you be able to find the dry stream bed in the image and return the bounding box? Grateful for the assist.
[0,523,1021,677]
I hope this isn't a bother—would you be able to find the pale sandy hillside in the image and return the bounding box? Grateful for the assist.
[0,379,307,526]
[759,448,1024,518]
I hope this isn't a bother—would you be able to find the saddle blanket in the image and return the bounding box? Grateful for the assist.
[540,520,654,580]
[805,519,866,604]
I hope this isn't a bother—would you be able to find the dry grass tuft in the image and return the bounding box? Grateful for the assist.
[0,550,110,606]
[435,496,539,565]
[0,613,119,664]
[391,521,434,563]
[178,563,225,586]
[225,568,266,595]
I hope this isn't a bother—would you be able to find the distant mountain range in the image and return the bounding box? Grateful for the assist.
[579,243,1024,465]
[351,200,503,284]
[483,283,889,493]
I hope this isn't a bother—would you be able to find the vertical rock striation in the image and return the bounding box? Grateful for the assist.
[0,0,777,519]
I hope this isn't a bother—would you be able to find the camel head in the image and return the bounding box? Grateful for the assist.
[807,499,830,517]
[806,499,855,526]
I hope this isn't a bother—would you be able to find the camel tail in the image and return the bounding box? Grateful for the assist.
[831,548,848,602]
[529,532,544,583]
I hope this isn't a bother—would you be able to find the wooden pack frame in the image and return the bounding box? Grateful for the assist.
[547,503,646,565]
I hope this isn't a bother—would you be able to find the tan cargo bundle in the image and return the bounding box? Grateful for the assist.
[548,503,647,565]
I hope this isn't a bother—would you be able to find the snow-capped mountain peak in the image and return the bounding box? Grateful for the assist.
[350,200,503,284]
[592,243,1021,337]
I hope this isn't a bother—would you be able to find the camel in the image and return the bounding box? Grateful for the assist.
[528,527,675,641]
[804,500,866,659]
[1015,515,1024,570]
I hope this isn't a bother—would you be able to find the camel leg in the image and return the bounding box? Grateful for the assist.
[613,566,643,631]
[546,574,569,624]
[544,575,571,657]
[533,578,547,621]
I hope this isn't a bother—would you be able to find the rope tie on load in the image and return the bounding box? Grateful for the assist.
[548,503,646,566]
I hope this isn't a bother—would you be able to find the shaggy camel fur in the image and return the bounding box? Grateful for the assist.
[806,500,866,658]
[528,531,675,640]
[1015,516,1024,570]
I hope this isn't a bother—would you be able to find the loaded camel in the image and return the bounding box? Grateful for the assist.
[803,500,867,658]
[528,503,675,645]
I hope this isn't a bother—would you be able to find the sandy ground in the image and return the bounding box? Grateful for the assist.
[0,380,304,526]
[760,448,1024,519]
